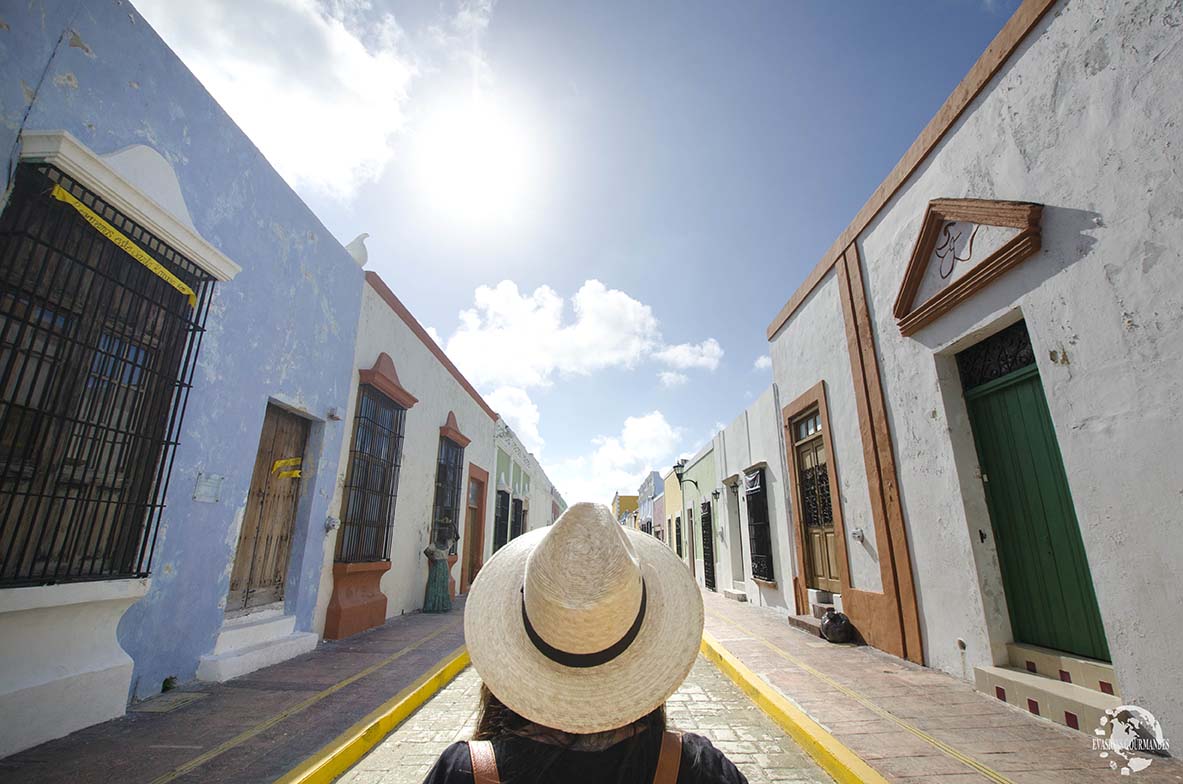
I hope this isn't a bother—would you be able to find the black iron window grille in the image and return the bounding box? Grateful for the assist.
[744,469,775,581]
[510,498,524,540]
[492,490,510,552]
[675,516,683,557]
[0,163,214,587]
[431,437,464,554]
[336,385,406,562]
[956,320,1035,391]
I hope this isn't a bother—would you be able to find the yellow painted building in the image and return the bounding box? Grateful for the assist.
[662,471,684,559]
[610,493,638,523]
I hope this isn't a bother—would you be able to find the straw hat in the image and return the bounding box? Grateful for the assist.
[465,502,704,734]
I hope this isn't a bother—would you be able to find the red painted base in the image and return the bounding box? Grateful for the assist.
[324,560,391,640]
[447,554,459,599]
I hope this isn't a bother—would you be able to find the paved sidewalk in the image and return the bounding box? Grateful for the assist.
[0,605,465,784]
[703,590,1183,784]
[340,657,832,784]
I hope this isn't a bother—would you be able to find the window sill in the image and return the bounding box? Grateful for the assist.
[752,577,778,589]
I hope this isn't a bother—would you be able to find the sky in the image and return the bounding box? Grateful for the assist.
[135,0,1022,506]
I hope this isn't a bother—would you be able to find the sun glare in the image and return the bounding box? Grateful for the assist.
[413,96,539,228]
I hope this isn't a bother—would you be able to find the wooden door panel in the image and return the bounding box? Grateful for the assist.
[227,405,308,611]
[967,367,1109,661]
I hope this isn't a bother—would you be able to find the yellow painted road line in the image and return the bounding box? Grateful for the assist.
[147,619,462,784]
[706,610,1016,784]
[701,632,889,784]
[276,646,470,784]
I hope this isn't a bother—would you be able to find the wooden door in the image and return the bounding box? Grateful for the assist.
[227,404,309,611]
[700,502,717,591]
[796,435,841,593]
[462,473,485,591]
[966,363,1110,661]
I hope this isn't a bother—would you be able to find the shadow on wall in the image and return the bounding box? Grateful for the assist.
[910,206,1101,351]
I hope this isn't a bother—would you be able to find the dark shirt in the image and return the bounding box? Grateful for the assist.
[422,732,748,784]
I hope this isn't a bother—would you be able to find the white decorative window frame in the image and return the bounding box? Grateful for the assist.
[17,130,241,281]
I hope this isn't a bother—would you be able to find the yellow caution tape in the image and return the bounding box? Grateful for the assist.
[272,457,303,473]
[277,469,302,479]
[50,184,197,308]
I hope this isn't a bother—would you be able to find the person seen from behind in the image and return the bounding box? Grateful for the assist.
[423,501,747,783]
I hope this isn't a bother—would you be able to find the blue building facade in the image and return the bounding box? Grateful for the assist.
[0,0,363,753]
[636,470,662,536]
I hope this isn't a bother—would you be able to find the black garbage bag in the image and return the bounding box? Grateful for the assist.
[819,609,854,643]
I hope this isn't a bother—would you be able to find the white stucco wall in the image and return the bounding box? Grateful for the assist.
[769,270,884,592]
[772,0,1183,732]
[0,579,148,756]
[715,387,798,613]
[313,280,496,632]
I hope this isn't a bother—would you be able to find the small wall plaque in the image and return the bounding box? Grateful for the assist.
[193,473,224,503]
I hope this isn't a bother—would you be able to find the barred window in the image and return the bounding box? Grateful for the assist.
[675,516,683,557]
[0,164,214,586]
[431,437,465,553]
[336,385,406,562]
[744,469,775,581]
[492,490,510,552]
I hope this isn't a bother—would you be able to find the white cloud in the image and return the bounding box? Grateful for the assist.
[753,354,772,370]
[485,386,543,454]
[444,279,660,389]
[658,371,688,388]
[136,0,491,201]
[547,412,682,506]
[654,338,723,371]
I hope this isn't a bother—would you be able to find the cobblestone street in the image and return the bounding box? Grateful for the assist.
[339,657,832,784]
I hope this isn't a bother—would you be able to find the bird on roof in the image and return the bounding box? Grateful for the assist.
[345,232,369,267]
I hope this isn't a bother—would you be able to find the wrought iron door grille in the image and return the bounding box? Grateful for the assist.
[744,470,775,581]
[956,320,1035,391]
[492,490,510,552]
[337,385,406,562]
[431,436,464,553]
[0,163,214,586]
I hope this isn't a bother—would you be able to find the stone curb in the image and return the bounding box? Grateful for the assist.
[276,646,470,784]
[701,631,890,784]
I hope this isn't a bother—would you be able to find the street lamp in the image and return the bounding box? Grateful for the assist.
[672,458,698,492]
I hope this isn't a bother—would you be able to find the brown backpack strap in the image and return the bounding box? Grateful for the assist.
[468,740,501,784]
[653,730,682,784]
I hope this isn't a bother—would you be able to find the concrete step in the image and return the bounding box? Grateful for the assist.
[722,589,748,602]
[788,614,823,638]
[213,611,297,655]
[1006,642,1119,697]
[975,664,1121,733]
[197,631,318,683]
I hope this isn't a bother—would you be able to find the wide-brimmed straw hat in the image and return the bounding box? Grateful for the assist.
[465,501,704,734]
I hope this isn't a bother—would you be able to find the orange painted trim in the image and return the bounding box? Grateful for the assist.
[440,410,472,449]
[781,381,851,616]
[358,352,419,410]
[365,271,497,421]
[836,245,922,664]
[765,0,1059,340]
[893,200,1042,336]
[461,463,489,593]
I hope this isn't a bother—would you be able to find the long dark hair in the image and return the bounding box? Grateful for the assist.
[472,684,667,783]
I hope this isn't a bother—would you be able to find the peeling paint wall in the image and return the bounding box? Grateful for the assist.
[856,0,1183,731]
[769,0,1183,734]
[1,1,363,699]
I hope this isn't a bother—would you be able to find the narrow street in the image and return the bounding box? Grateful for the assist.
[338,658,832,784]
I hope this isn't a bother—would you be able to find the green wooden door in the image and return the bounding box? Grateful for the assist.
[965,364,1110,661]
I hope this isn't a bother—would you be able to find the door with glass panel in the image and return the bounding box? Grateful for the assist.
[793,411,840,593]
